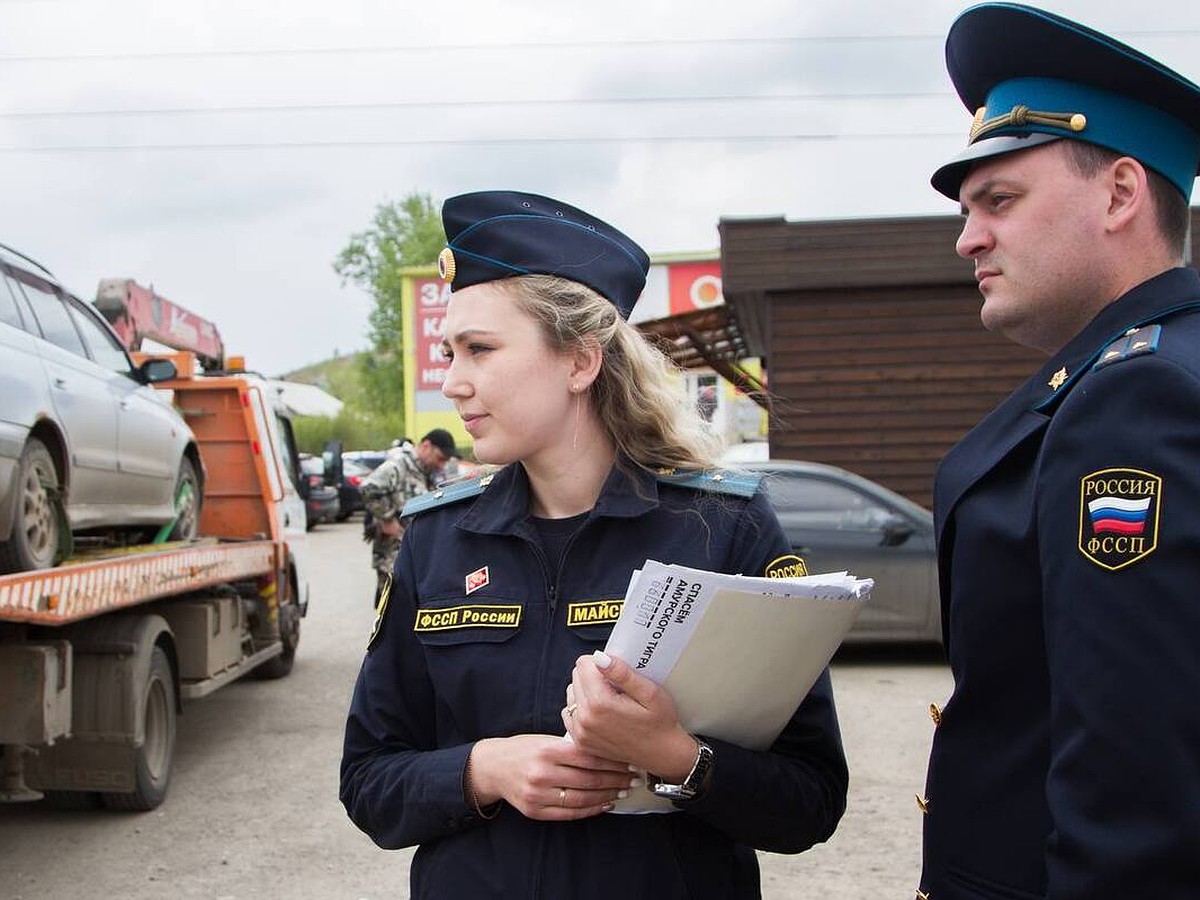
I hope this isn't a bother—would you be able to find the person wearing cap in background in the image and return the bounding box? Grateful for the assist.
[920,4,1200,898]
[359,427,457,608]
[340,190,847,898]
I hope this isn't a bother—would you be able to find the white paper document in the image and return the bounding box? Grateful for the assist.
[604,560,871,813]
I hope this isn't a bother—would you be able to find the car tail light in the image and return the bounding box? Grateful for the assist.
[348,475,362,486]
[307,474,322,487]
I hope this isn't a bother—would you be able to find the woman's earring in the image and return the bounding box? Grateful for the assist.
[572,391,582,452]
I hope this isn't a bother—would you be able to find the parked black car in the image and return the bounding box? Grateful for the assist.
[333,457,372,520]
[298,455,340,529]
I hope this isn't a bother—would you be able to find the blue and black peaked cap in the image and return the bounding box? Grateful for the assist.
[931,3,1200,201]
[437,190,650,320]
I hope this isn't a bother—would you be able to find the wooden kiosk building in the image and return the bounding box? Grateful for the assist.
[715,213,1197,509]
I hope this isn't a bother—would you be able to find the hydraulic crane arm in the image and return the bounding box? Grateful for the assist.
[94,278,226,371]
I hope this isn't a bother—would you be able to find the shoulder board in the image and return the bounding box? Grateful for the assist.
[1091,324,1162,372]
[654,468,763,499]
[402,473,495,517]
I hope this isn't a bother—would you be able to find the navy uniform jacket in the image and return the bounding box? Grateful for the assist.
[341,461,847,900]
[921,267,1200,899]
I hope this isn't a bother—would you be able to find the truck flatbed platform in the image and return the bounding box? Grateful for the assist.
[0,539,275,626]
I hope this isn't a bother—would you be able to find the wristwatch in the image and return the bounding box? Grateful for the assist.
[651,738,714,801]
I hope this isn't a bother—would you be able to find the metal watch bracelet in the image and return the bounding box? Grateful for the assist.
[651,738,714,801]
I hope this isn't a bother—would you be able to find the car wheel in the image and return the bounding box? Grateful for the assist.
[0,438,62,574]
[167,457,201,542]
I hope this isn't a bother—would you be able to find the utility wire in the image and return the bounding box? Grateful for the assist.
[0,29,1195,63]
[0,132,963,154]
[0,35,947,63]
[0,91,952,120]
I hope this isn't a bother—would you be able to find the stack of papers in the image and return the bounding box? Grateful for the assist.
[604,560,871,813]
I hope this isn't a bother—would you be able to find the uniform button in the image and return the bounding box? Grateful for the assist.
[916,794,929,814]
[929,703,942,726]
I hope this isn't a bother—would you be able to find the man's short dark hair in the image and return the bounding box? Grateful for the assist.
[422,428,457,459]
[1063,141,1190,259]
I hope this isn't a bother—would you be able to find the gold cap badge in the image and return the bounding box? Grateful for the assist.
[970,104,1086,143]
[438,247,456,284]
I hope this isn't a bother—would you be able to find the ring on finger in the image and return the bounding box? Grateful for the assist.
[558,787,568,807]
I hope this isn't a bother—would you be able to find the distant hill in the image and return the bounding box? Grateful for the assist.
[282,352,367,406]
[282,351,411,453]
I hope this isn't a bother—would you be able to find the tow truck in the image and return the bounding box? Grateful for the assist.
[0,280,311,810]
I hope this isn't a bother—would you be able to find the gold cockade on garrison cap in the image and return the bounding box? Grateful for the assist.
[438,247,457,284]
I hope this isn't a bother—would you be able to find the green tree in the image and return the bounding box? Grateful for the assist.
[333,192,445,430]
[293,409,404,455]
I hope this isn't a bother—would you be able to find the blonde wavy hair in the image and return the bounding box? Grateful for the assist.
[499,274,723,472]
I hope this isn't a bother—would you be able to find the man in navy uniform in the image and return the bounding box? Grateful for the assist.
[921,5,1200,898]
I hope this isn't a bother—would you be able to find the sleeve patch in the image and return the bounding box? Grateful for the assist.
[368,573,392,650]
[1078,467,1161,570]
[764,553,809,579]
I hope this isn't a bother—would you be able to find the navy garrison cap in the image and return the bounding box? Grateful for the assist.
[437,191,650,319]
[931,3,1200,200]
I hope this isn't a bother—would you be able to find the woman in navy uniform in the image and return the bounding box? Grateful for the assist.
[340,191,847,898]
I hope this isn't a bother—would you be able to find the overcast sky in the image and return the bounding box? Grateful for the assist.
[4,0,1200,375]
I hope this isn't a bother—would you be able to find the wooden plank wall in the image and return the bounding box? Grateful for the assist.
[767,284,1043,508]
[718,215,1035,509]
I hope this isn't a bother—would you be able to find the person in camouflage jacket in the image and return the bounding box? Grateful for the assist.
[360,429,457,606]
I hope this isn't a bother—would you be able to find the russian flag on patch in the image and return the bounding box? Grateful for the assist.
[1087,496,1152,535]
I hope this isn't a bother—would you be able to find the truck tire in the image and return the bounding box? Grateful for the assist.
[254,575,300,680]
[0,438,61,574]
[101,646,176,811]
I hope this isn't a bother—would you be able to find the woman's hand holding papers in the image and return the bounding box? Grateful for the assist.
[564,650,700,784]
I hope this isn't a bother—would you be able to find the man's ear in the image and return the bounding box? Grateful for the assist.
[1105,156,1150,233]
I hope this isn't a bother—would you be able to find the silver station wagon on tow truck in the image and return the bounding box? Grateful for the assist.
[0,243,202,573]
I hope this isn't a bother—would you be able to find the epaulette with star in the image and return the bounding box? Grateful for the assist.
[654,467,763,499]
[1036,322,1167,414]
[401,471,496,517]
[1091,324,1162,371]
